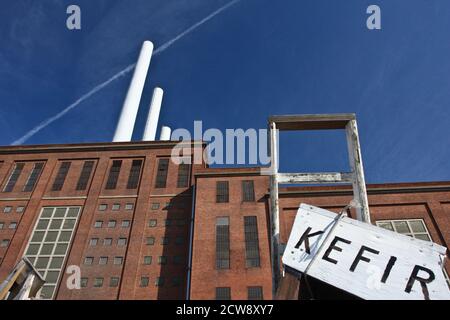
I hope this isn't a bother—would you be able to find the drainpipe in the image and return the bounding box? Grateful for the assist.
[186,182,196,300]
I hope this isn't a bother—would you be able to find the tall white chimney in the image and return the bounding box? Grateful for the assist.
[159,126,171,141]
[113,41,154,142]
[142,87,164,141]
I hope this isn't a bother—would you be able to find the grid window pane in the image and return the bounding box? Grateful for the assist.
[76,161,94,191]
[140,277,149,287]
[23,162,44,192]
[216,287,231,300]
[127,159,143,189]
[158,256,167,265]
[247,286,263,300]
[110,277,120,287]
[146,237,155,245]
[376,219,432,242]
[393,221,410,234]
[244,216,260,268]
[177,163,190,188]
[242,180,255,202]
[112,204,120,211]
[94,278,104,287]
[98,204,107,211]
[125,203,133,210]
[104,238,112,246]
[51,162,71,191]
[144,256,152,265]
[155,159,169,188]
[216,181,229,203]
[105,160,122,190]
[151,203,160,210]
[216,217,230,269]
[3,163,24,192]
[148,219,157,227]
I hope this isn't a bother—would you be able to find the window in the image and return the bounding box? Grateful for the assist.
[148,219,157,227]
[0,239,10,247]
[247,286,263,300]
[151,203,160,210]
[94,221,103,228]
[146,237,155,245]
[89,238,98,246]
[16,206,25,213]
[164,219,172,227]
[244,216,260,267]
[23,162,44,192]
[140,277,149,287]
[155,277,164,287]
[9,222,17,229]
[98,204,107,211]
[161,237,169,245]
[127,159,143,189]
[105,160,122,190]
[118,238,127,246]
[216,181,229,203]
[175,237,184,245]
[80,278,88,288]
[242,180,255,202]
[125,203,134,211]
[121,220,130,228]
[155,159,169,188]
[93,278,104,287]
[177,162,190,188]
[376,219,432,241]
[3,163,24,192]
[108,220,116,228]
[76,161,94,191]
[84,257,94,265]
[158,256,167,265]
[114,257,123,265]
[0,222,3,229]
[51,162,71,191]
[172,277,181,287]
[143,256,152,265]
[173,256,183,265]
[99,257,108,265]
[112,204,120,211]
[110,277,120,287]
[216,217,230,269]
[103,238,112,246]
[3,206,12,213]
[216,287,231,300]
[24,207,81,300]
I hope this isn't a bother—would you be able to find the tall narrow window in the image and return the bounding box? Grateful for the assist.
[244,216,260,267]
[216,217,230,269]
[51,162,71,191]
[216,287,231,300]
[127,160,143,189]
[23,162,44,192]
[242,180,255,202]
[3,163,24,192]
[247,286,263,300]
[155,159,169,188]
[177,162,190,188]
[76,161,94,191]
[216,181,229,203]
[105,160,122,190]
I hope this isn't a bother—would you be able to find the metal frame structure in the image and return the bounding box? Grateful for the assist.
[267,113,371,296]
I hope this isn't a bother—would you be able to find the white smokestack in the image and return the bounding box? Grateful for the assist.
[113,41,154,142]
[142,87,164,141]
[159,126,171,141]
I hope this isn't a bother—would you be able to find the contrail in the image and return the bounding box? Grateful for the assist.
[11,0,240,146]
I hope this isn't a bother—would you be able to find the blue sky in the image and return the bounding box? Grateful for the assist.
[0,0,449,183]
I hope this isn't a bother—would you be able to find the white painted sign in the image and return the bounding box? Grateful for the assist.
[282,204,450,300]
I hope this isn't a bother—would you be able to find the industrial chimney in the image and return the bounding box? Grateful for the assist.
[113,41,154,142]
[159,126,171,141]
[142,87,164,141]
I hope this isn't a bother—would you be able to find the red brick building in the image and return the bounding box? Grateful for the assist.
[0,141,448,299]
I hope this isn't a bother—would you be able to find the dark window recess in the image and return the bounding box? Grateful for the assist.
[127,160,143,189]
[177,163,190,188]
[155,159,169,188]
[4,163,24,192]
[242,180,255,202]
[216,181,229,203]
[247,286,263,300]
[105,160,122,190]
[23,162,44,192]
[216,217,230,269]
[244,216,260,267]
[216,287,231,300]
[76,161,94,191]
[51,162,71,191]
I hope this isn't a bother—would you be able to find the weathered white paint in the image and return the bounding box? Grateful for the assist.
[278,172,353,184]
[282,204,450,300]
